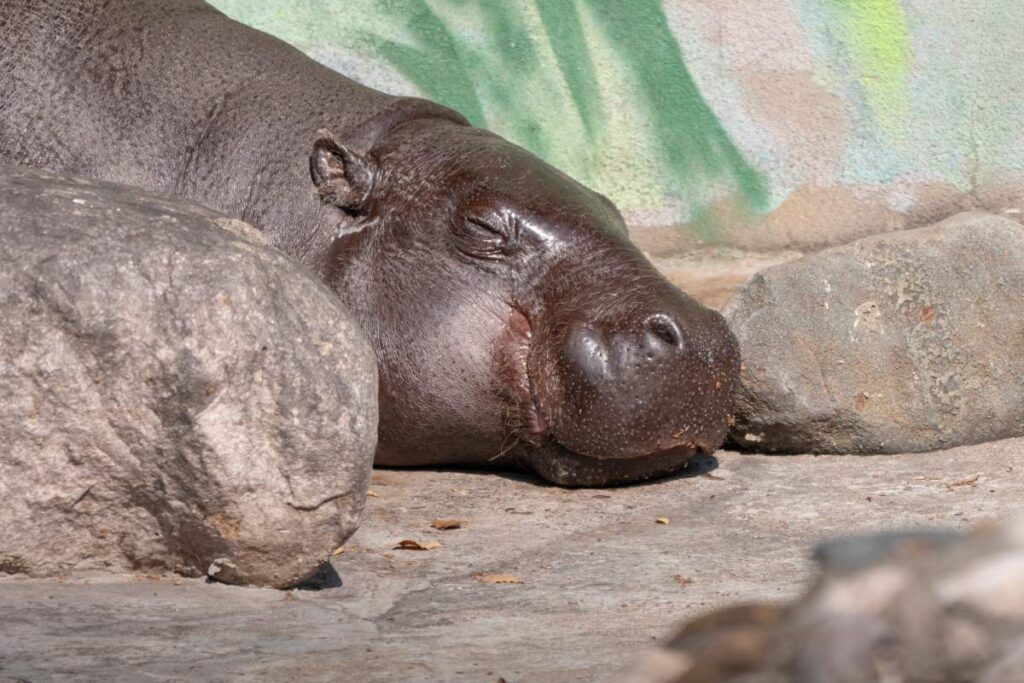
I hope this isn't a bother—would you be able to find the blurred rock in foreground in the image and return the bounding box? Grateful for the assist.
[629,518,1024,683]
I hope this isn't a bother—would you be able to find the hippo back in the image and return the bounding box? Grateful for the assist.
[0,0,459,270]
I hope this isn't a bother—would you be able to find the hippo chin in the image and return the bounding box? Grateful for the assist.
[0,0,739,486]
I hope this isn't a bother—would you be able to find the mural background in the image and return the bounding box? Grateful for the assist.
[209,0,1024,255]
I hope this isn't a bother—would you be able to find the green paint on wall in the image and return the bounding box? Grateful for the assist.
[582,0,769,212]
[360,0,488,128]
[207,0,770,235]
[359,0,768,217]
[830,0,912,134]
[358,2,561,165]
[465,3,551,159]
[534,0,604,141]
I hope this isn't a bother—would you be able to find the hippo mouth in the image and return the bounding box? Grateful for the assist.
[502,305,719,486]
[519,367,708,487]
[521,419,707,487]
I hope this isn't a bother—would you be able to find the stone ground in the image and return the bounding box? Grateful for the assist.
[3,438,1024,683]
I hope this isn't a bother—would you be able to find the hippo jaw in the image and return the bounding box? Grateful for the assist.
[515,368,730,488]
[522,441,712,488]
[519,383,720,488]
[502,300,740,488]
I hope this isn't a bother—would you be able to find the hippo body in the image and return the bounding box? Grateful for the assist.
[0,0,740,486]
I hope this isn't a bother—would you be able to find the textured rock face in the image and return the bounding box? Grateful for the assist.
[724,212,1024,454]
[631,520,1024,683]
[0,166,378,588]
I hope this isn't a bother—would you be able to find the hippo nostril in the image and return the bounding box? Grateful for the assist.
[644,313,684,350]
[564,324,611,379]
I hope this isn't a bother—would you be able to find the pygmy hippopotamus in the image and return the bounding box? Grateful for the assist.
[0,0,740,486]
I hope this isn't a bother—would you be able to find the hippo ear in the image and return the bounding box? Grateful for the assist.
[310,129,376,213]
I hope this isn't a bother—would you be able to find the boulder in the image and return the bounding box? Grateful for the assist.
[0,166,378,588]
[630,520,1024,683]
[724,212,1024,453]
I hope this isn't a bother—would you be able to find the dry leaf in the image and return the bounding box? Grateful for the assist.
[656,517,670,525]
[330,546,346,556]
[431,518,464,530]
[395,539,441,551]
[366,490,379,498]
[475,574,523,584]
[673,574,694,586]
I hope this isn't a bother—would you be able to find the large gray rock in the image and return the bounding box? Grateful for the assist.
[0,166,378,588]
[724,212,1024,453]
[631,520,1024,683]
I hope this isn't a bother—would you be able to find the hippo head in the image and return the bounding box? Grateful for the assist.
[310,110,739,487]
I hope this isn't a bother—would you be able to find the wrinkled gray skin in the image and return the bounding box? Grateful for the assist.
[0,0,740,486]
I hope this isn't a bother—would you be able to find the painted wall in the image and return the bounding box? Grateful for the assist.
[209,0,1024,255]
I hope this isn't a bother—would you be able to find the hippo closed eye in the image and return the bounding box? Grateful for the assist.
[0,0,740,486]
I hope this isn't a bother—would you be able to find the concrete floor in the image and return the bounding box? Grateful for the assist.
[3,438,1024,682]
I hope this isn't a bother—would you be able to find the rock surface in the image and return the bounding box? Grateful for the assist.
[725,212,1024,453]
[1,438,1021,682]
[0,166,378,588]
[631,519,1024,683]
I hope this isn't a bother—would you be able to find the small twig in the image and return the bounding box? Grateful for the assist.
[946,473,981,490]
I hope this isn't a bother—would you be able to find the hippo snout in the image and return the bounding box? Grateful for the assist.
[542,299,739,462]
[561,312,691,382]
